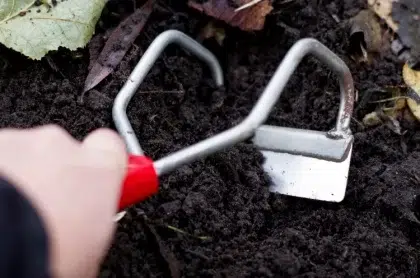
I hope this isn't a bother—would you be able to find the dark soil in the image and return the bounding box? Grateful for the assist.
[1,0,419,277]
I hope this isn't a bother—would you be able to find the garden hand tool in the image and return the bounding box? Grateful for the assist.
[114,29,355,211]
[251,39,355,202]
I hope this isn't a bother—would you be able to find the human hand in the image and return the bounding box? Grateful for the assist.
[0,125,127,278]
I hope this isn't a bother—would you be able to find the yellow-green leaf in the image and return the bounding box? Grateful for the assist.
[0,0,106,60]
[402,63,420,121]
[363,111,382,126]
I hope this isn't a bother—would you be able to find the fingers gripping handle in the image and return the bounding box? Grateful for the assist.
[118,155,159,211]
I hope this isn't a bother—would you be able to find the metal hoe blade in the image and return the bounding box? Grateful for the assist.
[251,39,355,202]
[112,30,355,203]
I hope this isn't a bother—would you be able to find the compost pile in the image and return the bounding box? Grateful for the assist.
[0,0,419,277]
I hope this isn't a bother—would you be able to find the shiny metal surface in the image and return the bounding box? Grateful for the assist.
[252,126,353,162]
[252,124,354,202]
[112,30,224,155]
[259,145,353,202]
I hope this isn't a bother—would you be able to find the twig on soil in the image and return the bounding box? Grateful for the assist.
[155,1,176,14]
[141,217,181,278]
[165,225,212,241]
[369,96,409,103]
[235,0,264,12]
[410,173,420,184]
[45,56,65,78]
[351,116,364,129]
[279,0,295,4]
[354,86,388,111]
[277,21,300,35]
[386,271,397,278]
[330,13,340,23]
[141,213,211,241]
[137,90,184,94]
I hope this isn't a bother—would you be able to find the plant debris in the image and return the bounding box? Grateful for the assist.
[362,85,411,134]
[141,216,181,278]
[188,0,273,31]
[0,0,106,60]
[368,0,420,66]
[362,62,420,132]
[164,225,211,241]
[113,211,127,222]
[402,63,420,121]
[83,0,155,93]
[235,0,264,12]
[198,21,226,45]
[363,108,403,135]
[367,0,398,31]
[348,9,383,63]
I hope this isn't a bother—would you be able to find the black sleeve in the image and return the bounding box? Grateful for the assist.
[0,177,50,278]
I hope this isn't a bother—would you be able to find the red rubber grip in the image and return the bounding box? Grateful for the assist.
[118,155,159,211]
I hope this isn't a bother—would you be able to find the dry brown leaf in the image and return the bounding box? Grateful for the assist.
[348,9,383,63]
[188,0,273,31]
[83,0,155,93]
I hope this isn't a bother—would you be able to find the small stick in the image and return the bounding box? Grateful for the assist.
[142,219,181,278]
[235,0,264,12]
[351,116,364,129]
[369,96,409,103]
[165,225,211,241]
[137,90,184,94]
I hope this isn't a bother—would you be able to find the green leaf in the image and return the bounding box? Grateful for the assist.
[0,0,106,60]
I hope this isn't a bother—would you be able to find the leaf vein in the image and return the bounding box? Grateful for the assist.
[28,16,89,26]
[0,1,36,24]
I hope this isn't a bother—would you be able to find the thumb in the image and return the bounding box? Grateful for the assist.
[82,128,127,161]
[82,128,128,197]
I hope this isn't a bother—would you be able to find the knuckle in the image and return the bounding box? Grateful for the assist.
[41,124,69,139]
[92,128,121,141]
[35,124,76,149]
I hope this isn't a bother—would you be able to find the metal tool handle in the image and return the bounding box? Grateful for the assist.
[113,30,224,156]
[152,38,355,176]
[119,155,158,210]
[114,30,224,210]
[250,39,354,138]
[114,32,355,209]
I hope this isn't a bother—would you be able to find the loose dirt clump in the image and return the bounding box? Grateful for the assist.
[0,0,419,277]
